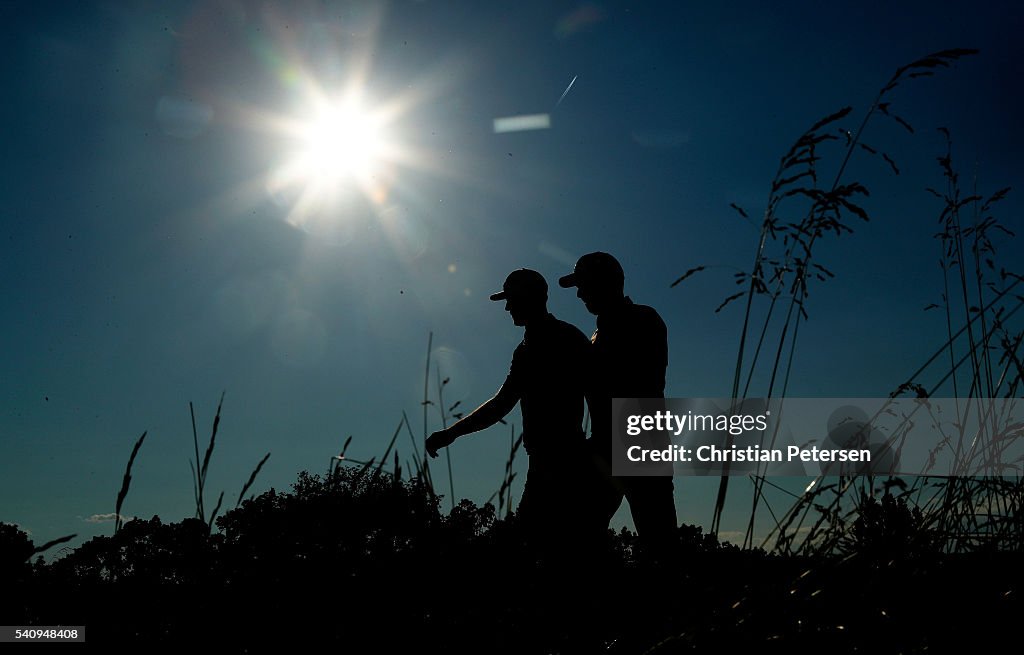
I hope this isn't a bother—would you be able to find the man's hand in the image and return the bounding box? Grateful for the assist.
[425,428,456,459]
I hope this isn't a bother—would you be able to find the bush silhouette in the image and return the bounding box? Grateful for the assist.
[848,492,929,562]
[1,523,34,584]
[15,467,1012,653]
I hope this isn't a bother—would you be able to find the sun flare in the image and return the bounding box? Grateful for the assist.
[294,100,385,182]
[263,90,403,228]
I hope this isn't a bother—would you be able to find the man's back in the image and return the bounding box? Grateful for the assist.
[589,298,668,446]
[592,299,666,395]
[508,313,591,456]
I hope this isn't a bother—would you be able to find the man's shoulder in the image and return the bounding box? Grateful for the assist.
[548,315,590,345]
[626,301,666,329]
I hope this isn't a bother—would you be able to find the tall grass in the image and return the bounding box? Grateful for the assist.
[237,452,271,508]
[114,430,146,535]
[675,47,1019,553]
[764,129,1022,556]
[188,392,224,528]
[185,394,273,529]
[419,331,457,509]
[485,423,523,519]
[330,331,524,520]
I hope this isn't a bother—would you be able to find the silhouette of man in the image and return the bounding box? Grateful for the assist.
[559,252,677,560]
[425,268,591,554]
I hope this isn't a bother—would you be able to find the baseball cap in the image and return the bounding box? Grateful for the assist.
[558,252,624,288]
[489,268,548,301]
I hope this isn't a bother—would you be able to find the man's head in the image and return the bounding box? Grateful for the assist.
[558,252,625,316]
[490,268,548,326]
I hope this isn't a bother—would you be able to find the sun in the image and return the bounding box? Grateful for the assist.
[264,90,400,227]
[293,98,385,183]
[236,46,454,233]
[213,7,468,236]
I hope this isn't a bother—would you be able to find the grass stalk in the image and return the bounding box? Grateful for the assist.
[437,366,455,511]
[237,452,271,508]
[188,393,226,530]
[115,431,147,535]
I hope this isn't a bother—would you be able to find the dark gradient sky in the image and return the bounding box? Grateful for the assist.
[3,0,1022,550]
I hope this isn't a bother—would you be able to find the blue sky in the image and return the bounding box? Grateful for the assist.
[2,0,1022,550]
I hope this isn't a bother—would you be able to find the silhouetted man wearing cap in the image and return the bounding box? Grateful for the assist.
[560,252,677,561]
[426,268,591,556]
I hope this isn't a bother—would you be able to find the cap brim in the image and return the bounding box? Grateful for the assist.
[557,273,577,288]
[489,291,507,301]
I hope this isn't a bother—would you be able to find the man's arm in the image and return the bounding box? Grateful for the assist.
[425,381,519,458]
